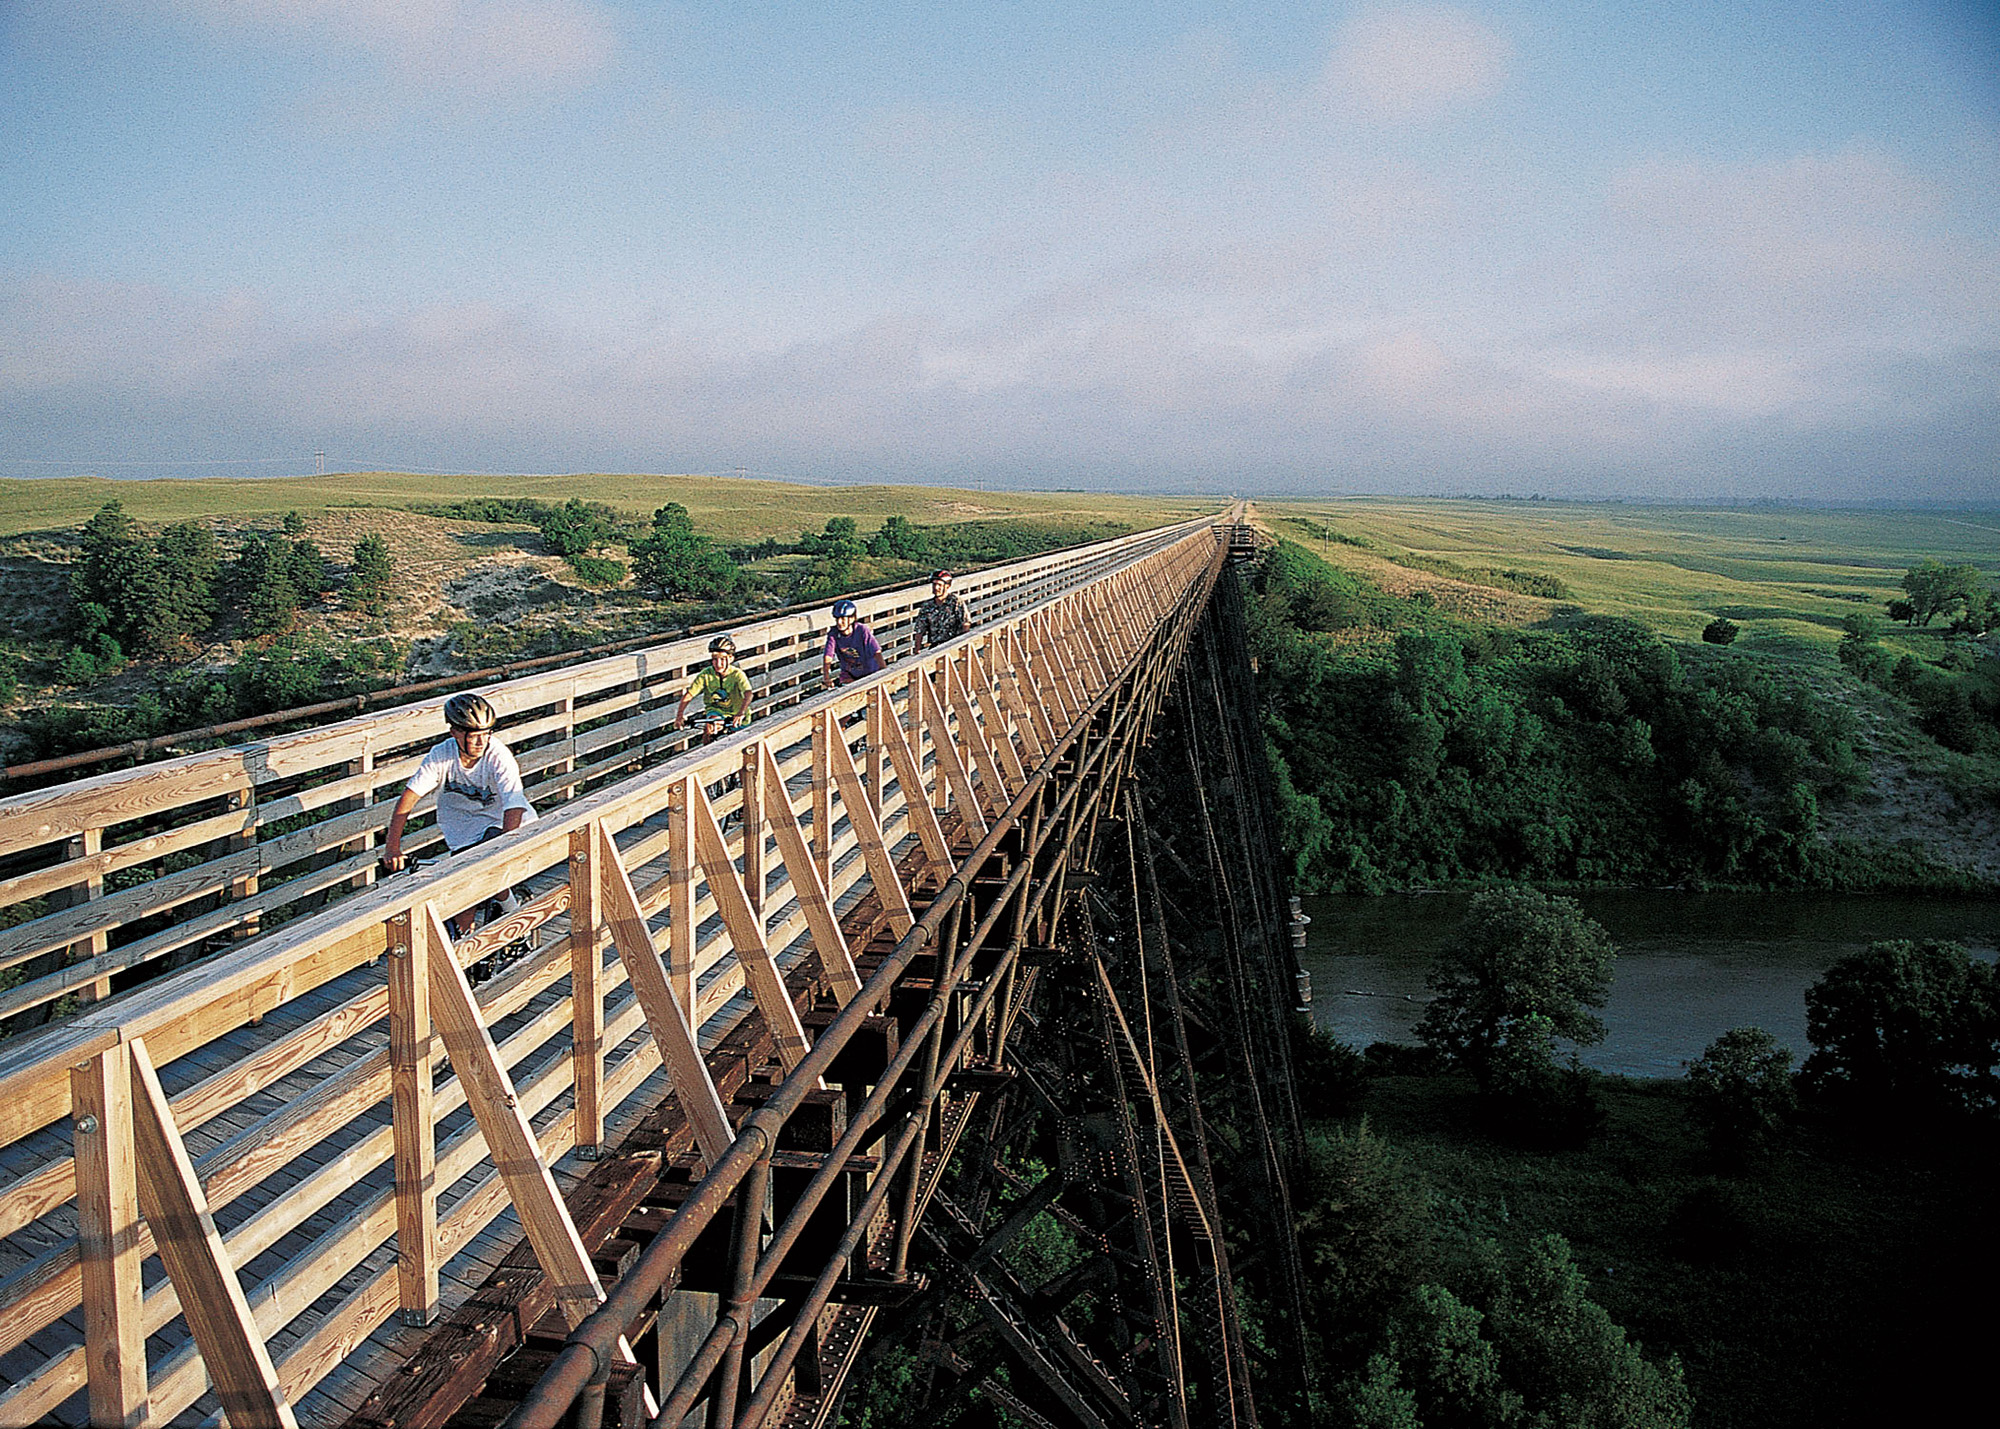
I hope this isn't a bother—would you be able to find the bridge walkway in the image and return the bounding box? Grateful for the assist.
[0,511,1241,1428]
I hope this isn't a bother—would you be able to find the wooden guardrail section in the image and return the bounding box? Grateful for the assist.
[0,516,1226,1428]
[0,519,1206,1029]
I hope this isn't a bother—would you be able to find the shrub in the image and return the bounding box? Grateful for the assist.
[538,498,620,558]
[348,534,395,609]
[1685,1027,1795,1164]
[1800,939,1999,1119]
[280,509,307,536]
[230,535,301,636]
[1701,617,1739,645]
[867,514,929,560]
[563,552,627,587]
[630,503,740,599]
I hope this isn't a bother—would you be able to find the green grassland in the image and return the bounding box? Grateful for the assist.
[1255,497,2000,657]
[0,473,1211,542]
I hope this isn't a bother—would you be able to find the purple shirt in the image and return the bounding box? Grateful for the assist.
[824,622,884,683]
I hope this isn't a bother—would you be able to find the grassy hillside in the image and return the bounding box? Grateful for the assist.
[0,474,1209,541]
[1245,499,2000,890]
[1254,498,2000,654]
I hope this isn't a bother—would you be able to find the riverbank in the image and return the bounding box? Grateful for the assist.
[1302,888,2000,1075]
[1313,1066,1995,1429]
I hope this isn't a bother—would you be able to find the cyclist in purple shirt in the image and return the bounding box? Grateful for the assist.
[822,599,886,687]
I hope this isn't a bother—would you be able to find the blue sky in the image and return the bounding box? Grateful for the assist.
[2,1,1996,498]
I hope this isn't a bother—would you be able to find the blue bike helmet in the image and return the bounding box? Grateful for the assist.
[832,599,859,619]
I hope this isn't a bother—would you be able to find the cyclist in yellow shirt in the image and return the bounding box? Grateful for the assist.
[675,635,754,743]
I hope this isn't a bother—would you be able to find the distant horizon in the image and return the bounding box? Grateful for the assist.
[6,467,1999,517]
[5,5,1995,503]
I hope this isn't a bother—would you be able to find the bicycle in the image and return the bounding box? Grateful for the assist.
[381,853,538,986]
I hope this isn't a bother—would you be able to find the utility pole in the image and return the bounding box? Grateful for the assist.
[315,449,325,477]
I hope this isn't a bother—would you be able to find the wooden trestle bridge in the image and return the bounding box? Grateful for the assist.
[0,507,1310,1429]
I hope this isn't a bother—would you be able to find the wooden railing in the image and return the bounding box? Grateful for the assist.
[0,517,1226,1428]
[0,518,1208,1029]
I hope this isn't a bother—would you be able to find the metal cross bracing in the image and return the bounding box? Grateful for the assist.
[838,577,1307,1429]
[0,512,1239,1428]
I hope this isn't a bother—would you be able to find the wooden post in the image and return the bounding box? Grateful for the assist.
[72,1044,147,1428]
[345,750,378,895]
[689,779,818,1071]
[63,827,111,1003]
[668,775,696,1013]
[812,710,835,894]
[226,787,262,943]
[127,1037,300,1429]
[875,688,953,879]
[865,681,887,825]
[920,668,987,839]
[386,909,440,1324]
[824,717,914,940]
[945,655,1013,816]
[741,741,766,923]
[569,827,603,1159]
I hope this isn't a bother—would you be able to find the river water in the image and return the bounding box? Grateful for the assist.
[1300,890,2000,1078]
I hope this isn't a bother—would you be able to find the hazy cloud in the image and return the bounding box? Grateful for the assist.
[1323,6,1513,122]
[168,0,618,95]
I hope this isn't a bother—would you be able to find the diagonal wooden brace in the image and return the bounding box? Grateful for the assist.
[757,741,863,999]
[688,780,820,1073]
[421,903,605,1330]
[594,824,736,1163]
[128,1037,300,1429]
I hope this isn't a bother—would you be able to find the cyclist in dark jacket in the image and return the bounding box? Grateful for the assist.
[911,569,971,655]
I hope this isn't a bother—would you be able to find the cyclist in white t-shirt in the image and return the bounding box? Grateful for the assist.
[383,692,538,933]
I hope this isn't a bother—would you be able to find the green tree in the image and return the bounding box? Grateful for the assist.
[630,503,740,599]
[152,521,221,644]
[70,502,165,650]
[1685,1027,1795,1165]
[1900,559,1986,627]
[1295,1121,1433,1370]
[1414,888,1616,1091]
[1700,617,1738,645]
[1886,598,1916,624]
[231,535,301,636]
[1800,939,1999,1117]
[348,534,395,609]
[538,498,619,558]
[1485,1236,1692,1429]
[794,515,865,598]
[286,538,329,598]
[280,509,307,536]
[867,514,930,560]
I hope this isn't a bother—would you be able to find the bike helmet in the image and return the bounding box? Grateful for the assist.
[443,692,497,732]
[832,599,859,619]
[931,569,954,583]
[708,635,737,655]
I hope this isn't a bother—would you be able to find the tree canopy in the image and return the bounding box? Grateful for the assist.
[1899,559,1986,627]
[1415,887,1617,1092]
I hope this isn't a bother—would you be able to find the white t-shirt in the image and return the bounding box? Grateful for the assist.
[403,737,537,851]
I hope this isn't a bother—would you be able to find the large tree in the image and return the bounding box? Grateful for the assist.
[630,502,739,599]
[1415,887,1617,1090]
[1900,559,1986,627]
[1801,939,1999,1117]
